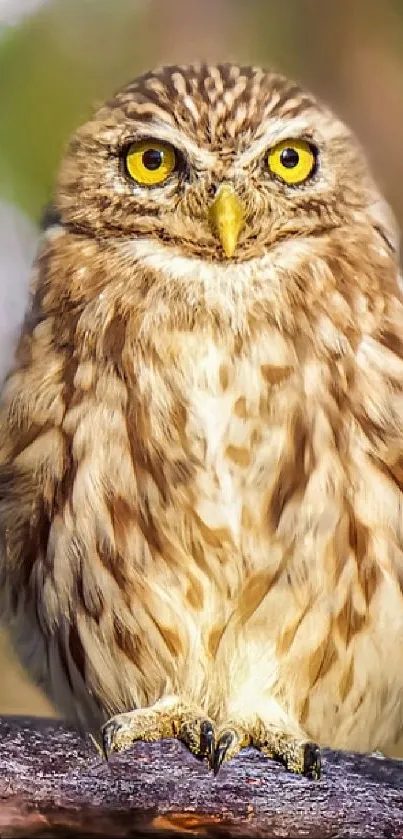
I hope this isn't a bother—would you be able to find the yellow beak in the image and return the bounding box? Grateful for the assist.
[209,184,244,258]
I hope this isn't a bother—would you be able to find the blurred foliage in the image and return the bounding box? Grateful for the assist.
[0,0,150,216]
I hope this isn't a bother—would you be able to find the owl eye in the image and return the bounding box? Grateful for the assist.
[125,139,177,186]
[267,139,316,185]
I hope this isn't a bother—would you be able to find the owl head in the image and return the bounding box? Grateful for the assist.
[45,63,400,339]
[54,63,398,257]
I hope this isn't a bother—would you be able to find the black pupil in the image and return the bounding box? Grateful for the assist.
[280,147,300,168]
[142,149,163,170]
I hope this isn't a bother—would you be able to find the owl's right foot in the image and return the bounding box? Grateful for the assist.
[213,718,321,780]
[102,696,214,765]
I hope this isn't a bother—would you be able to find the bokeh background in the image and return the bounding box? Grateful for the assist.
[1,0,403,749]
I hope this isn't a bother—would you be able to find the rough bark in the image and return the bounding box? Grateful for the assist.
[0,715,402,837]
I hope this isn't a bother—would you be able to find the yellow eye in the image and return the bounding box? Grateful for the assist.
[267,139,316,185]
[125,140,176,186]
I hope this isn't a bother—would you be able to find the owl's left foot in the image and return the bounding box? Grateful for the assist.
[214,720,321,780]
[102,696,214,764]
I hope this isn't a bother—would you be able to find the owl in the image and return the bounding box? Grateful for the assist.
[1,62,403,782]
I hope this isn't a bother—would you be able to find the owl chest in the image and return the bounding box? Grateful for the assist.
[146,334,298,557]
[186,369,265,547]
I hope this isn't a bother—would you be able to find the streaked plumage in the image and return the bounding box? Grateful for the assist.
[1,63,403,778]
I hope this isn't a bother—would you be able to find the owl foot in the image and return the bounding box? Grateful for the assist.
[102,696,214,765]
[214,720,321,780]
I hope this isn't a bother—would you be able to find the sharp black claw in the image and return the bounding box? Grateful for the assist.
[303,742,321,780]
[102,726,113,761]
[213,730,234,775]
[200,720,215,766]
[102,722,123,761]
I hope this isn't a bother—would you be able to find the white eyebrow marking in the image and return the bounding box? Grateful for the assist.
[132,120,217,169]
[237,116,317,167]
[130,117,315,173]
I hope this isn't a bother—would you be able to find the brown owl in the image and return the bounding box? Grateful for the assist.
[1,63,402,781]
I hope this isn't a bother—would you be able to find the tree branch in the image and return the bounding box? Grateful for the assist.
[0,715,402,837]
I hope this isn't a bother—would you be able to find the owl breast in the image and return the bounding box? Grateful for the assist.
[133,325,403,753]
[134,327,307,713]
[156,327,299,587]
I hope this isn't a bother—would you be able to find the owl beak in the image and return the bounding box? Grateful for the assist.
[209,184,244,258]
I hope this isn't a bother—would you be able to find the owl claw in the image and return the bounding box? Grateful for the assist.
[199,719,215,765]
[302,742,322,780]
[101,702,216,765]
[178,715,215,763]
[102,720,122,760]
[213,721,322,780]
[102,705,321,780]
[213,724,258,774]
[213,729,239,775]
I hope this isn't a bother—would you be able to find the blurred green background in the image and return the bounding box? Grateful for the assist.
[1,0,403,753]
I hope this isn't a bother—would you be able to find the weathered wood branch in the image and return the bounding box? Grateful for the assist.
[0,715,402,837]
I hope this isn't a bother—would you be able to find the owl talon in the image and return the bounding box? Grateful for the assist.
[102,720,124,760]
[101,699,215,765]
[213,726,252,774]
[302,742,321,780]
[213,729,237,775]
[178,715,216,763]
[262,736,322,781]
[213,719,321,780]
[199,719,215,764]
